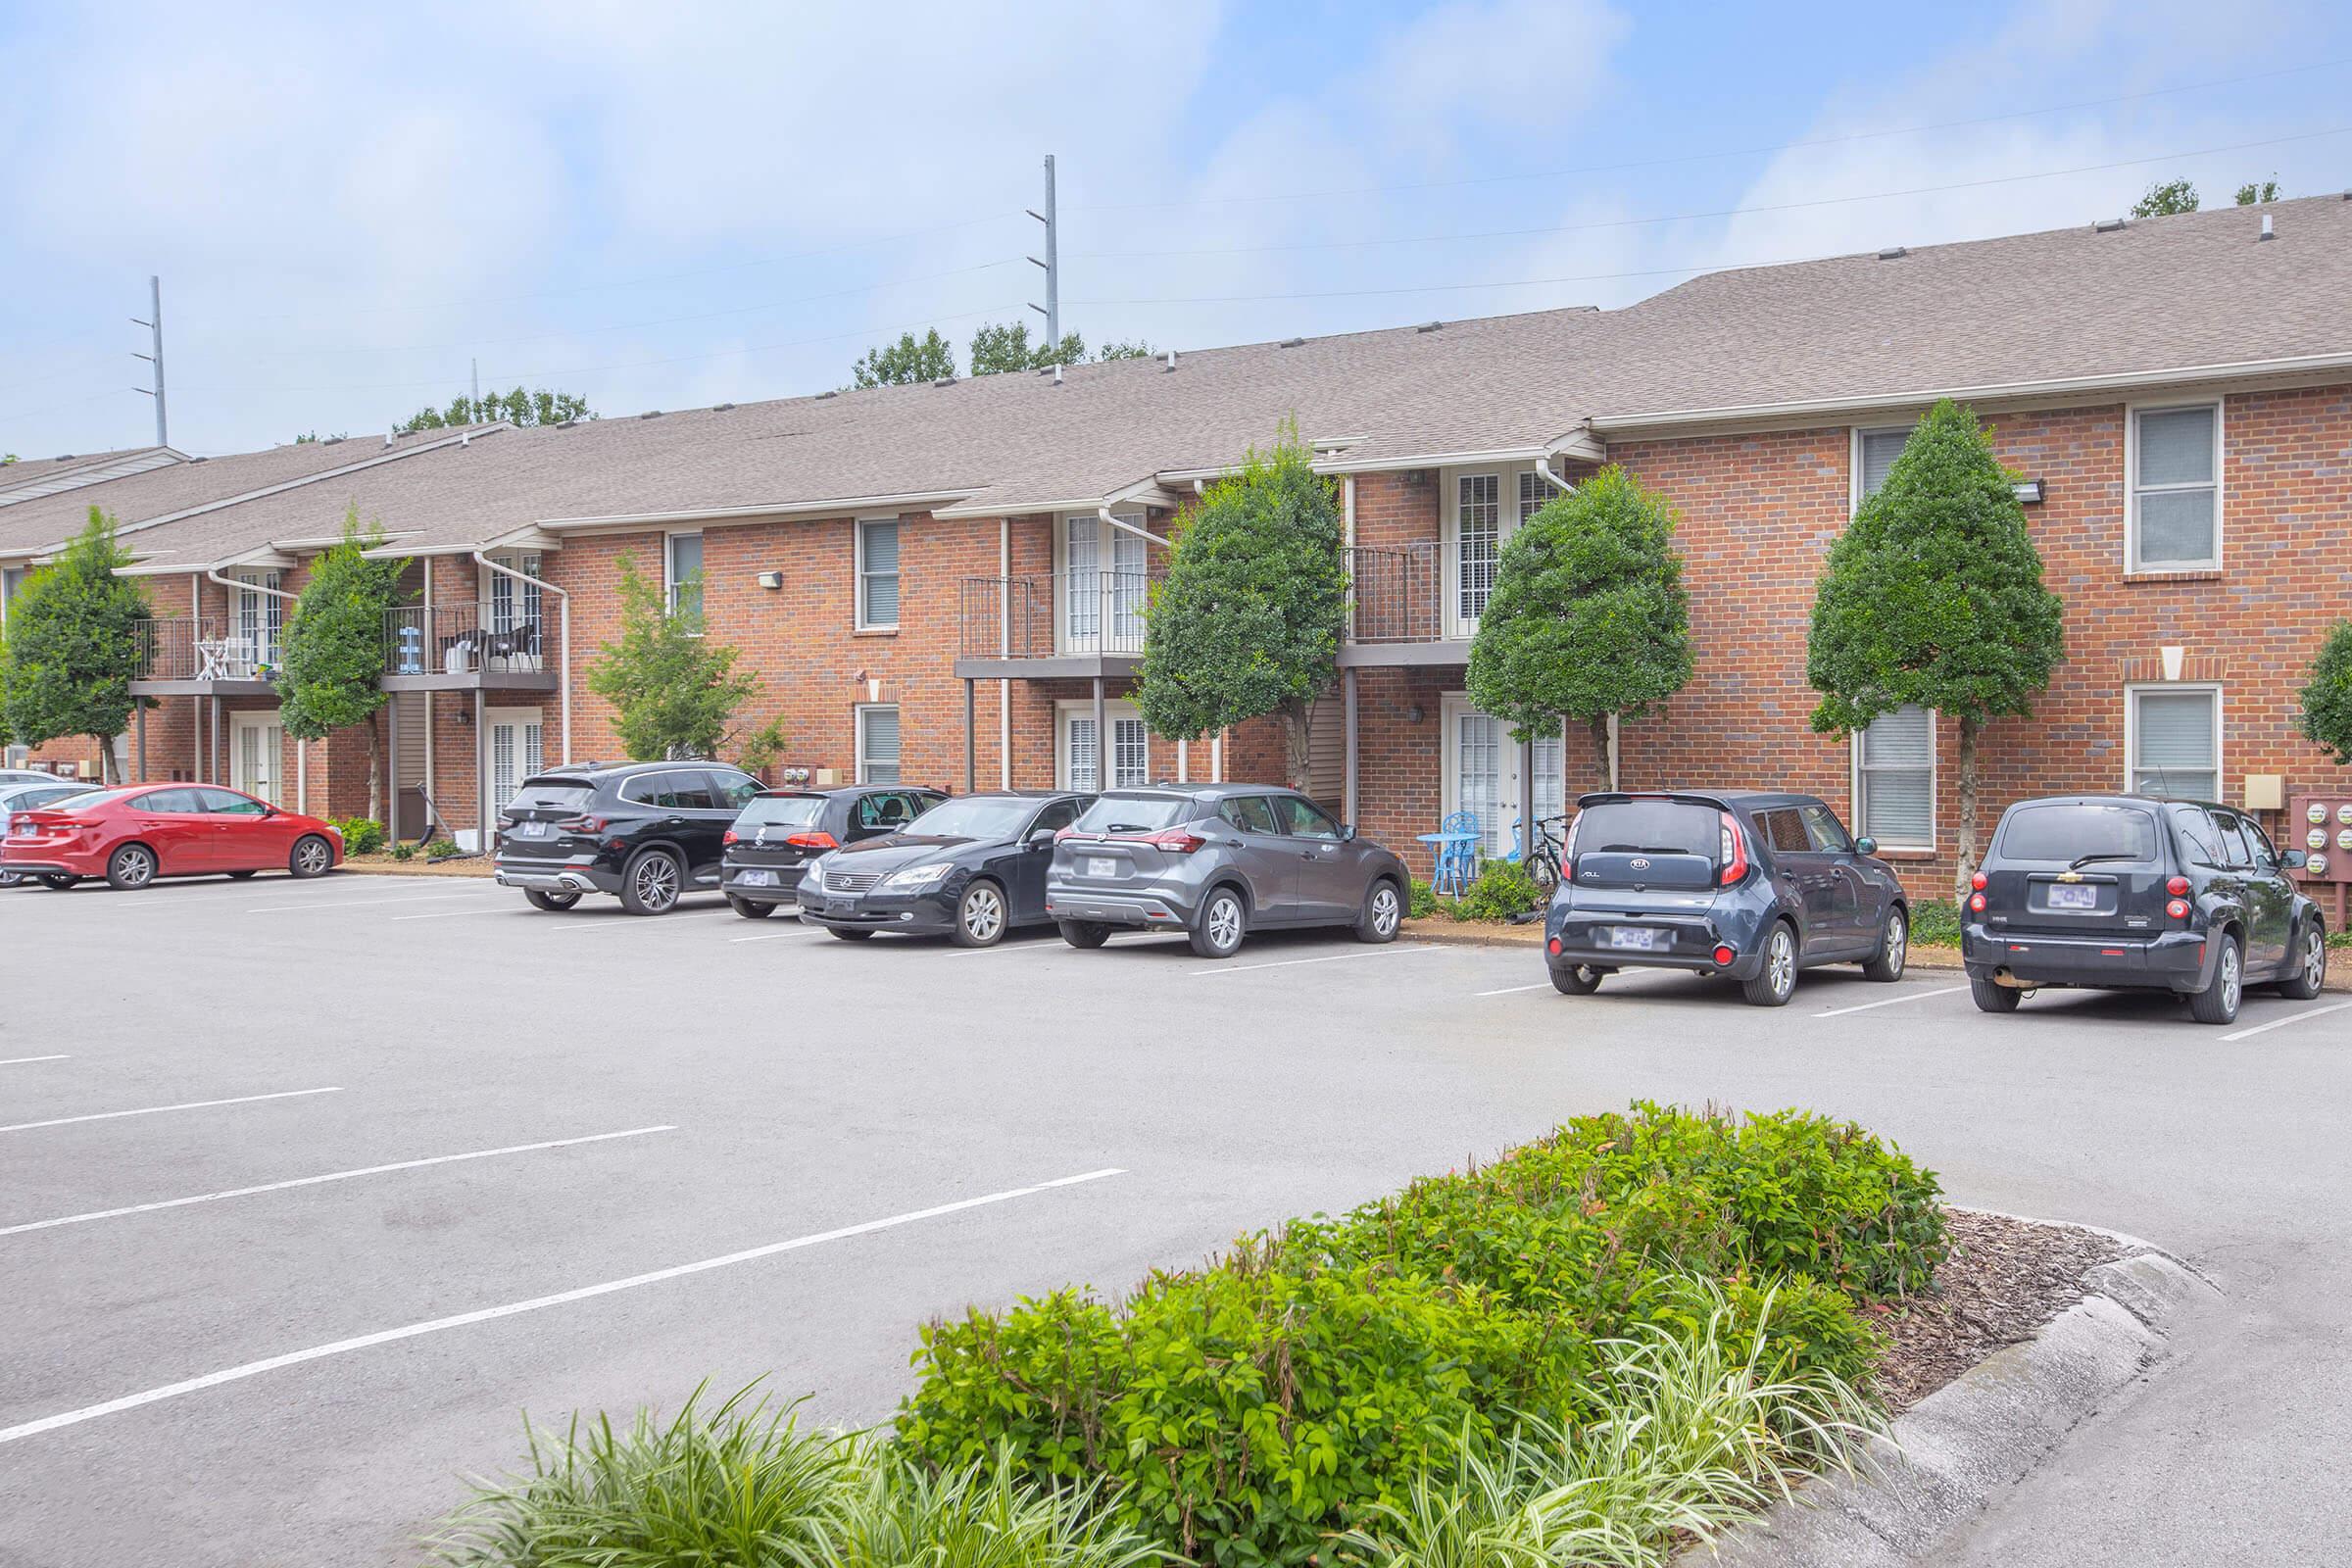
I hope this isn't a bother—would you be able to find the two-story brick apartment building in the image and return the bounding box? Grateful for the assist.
[13,196,2350,899]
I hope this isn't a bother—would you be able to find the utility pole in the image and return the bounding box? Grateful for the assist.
[1027,154,1059,356]
[130,275,168,448]
[469,357,480,415]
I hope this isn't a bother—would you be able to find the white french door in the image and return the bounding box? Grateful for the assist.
[1060,702,1147,790]
[1060,514,1147,653]
[485,708,545,814]
[1443,467,1554,641]
[230,710,286,806]
[1440,697,1564,859]
[484,554,545,670]
[233,571,284,674]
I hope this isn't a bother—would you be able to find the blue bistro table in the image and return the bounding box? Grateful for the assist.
[1417,812,1483,897]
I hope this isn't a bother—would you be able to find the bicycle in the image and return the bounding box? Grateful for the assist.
[1508,812,1571,909]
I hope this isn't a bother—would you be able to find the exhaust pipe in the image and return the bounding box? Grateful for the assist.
[1991,968,2034,989]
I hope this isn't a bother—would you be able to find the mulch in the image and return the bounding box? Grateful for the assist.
[1868,1208,2131,1413]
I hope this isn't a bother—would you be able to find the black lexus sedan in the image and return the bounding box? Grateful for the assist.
[721,784,946,918]
[797,790,1092,946]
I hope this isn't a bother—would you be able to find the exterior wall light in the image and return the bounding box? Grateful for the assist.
[2013,478,2045,505]
[757,570,784,590]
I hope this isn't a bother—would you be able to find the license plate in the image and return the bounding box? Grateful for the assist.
[514,820,553,839]
[2047,883,2097,909]
[736,869,777,888]
[1087,857,1117,878]
[1607,926,1663,951]
[826,898,854,917]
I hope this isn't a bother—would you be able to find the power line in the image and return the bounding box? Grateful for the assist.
[1068,57,2352,213]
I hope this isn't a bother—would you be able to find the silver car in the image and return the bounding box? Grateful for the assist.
[1047,785,1409,958]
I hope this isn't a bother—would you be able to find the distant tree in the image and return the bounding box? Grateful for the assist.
[851,329,958,388]
[1137,421,1349,790]
[1808,400,2065,901]
[291,430,348,445]
[0,509,147,780]
[2235,176,2282,205]
[1094,339,1159,361]
[277,507,410,822]
[585,554,759,760]
[1466,466,1693,792]
[397,388,591,433]
[968,320,1086,375]
[1,454,16,465]
[2297,621,2352,765]
[2132,178,2201,217]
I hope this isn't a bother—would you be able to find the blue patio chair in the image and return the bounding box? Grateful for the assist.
[1418,809,1482,898]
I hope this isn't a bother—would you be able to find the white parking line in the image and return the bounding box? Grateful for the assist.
[729,930,818,944]
[559,910,737,932]
[1191,945,1438,977]
[1476,981,1554,997]
[0,1164,1126,1446]
[0,1125,676,1237]
[248,892,491,914]
[0,1054,70,1066]
[1812,985,1966,1019]
[2221,999,2352,1042]
[0,1087,343,1137]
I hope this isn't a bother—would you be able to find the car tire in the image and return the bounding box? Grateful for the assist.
[728,895,774,920]
[2189,932,2244,1025]
[525,889,580,911]
[618,849,683,915]
[1550,963,1603,995]
[38,873,77,890]
[1862,906,1908,982]
[2278,920,2328,1001]
[1970,973,2022,1012]
[1740,921,1798,1006]
[826,924,874,942]
[288,835,334,879]
[952,879,1008,948]
[1354,878,1401,943]
[1189,886,1248,959]
[106,843,158,891]
[1058,920,1110,950]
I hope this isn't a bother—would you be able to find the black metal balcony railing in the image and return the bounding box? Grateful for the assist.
[133,616,281,682]
[1348,542,1443,643]
[385,604,544,676]
[958,570,1151,660]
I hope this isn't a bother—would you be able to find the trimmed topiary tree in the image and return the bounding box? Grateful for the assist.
[279,507,410,821]
[0,508,147,780]
[1465,465,1693,790]
[1808,399,2065,902]
[2298,620,2352,765]
[1138,421,1349,789]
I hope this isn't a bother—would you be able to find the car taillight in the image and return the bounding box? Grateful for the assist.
[1054,826,1080,842]
[558,815,607,834]
[723,829,738,845]
[784,831,839,850]
[2167,898,2190,919]
[1711,944,1736,966]
[1968,892,1986,912]
[1971,870,1987,891]
[1717,811,1748,886]
[1142,828,1207,854]
[2166,875,2189,897]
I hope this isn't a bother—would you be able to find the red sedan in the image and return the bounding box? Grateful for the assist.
[1,784,343,891]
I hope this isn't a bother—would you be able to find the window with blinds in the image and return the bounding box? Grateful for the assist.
[665,532,704,619]
[857,705,901,785]
[1854,705,1935,847]
[2131,405,2219,569]
[2131,688,2219,799]
[858,519,900,628]
[1856,426,1916,502]
[1455,473,1499,623]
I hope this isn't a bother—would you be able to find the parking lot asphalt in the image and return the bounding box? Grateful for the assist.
[2,870,2348,1566]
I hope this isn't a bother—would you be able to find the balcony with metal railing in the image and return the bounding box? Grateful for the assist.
[128,616,282,693]
[954,568,1152,678]
[1341,542,1468,665]
[382,603,559,691]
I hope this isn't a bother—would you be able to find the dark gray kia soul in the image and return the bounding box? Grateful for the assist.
[1544,791,1910,1006]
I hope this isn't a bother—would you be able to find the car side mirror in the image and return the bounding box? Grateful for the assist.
[1026,829,1057,851]
[2283,848,2308,870]
[1853,836,1877,857]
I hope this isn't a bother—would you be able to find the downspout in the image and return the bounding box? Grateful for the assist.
[206,565,299,802]
[998,518,1010,789]
[1098,506,1168,552]
[472,552,569,763]
[1535,456,1576,493]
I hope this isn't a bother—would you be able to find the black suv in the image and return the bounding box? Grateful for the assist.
[1544,791,1910,1005]
[1963,795,2328,1024]
[494,760,765,914]
[721,785,947,917]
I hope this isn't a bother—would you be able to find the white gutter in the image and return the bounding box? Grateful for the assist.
[1100,506,1168,553]
[473,551,570,764]
[205,564,298,606]
[541,489,977,532]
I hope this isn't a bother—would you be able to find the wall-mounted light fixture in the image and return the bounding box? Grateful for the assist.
[757,569,784,590]
[2013,478,2046,505]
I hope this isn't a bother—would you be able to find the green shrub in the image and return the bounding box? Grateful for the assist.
[1449,859,1542,922]
[1907,899,1962,946]
[333,816,386,857]
[425,837,465,861]
[387,841,417,862]
[1407,878,1439,919]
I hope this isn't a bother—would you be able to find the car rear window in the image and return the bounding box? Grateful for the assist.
[45,788,135,811]
[1573,800,1720,857]
[509,779,595,811]
[1997,803,2160,862]
[1074,795,1193,834]
[735,794,827,828]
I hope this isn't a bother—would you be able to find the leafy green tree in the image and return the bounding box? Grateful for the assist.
[968,320,1085,375]
[1094,339,1159,361]
[2235,176,2281,205]
[2132,178,2200,217]
[2297,620,2352,765]
[398,388,592,433]
[0,508,148,780]
[586,554,759,760]
[1466,466,1693,791]
[1808,399,2065,900]
[850,329,957,388]
[1137,422,1349,789]
[277,506,410,822]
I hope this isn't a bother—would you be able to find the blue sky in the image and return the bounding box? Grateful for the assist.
[4,0,2348,457]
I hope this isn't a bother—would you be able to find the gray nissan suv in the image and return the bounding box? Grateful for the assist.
[1047,785,1410,957]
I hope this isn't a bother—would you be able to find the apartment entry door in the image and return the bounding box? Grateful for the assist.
[486,709,545,817]
[1440,696,1566,862]
[229,710,286,807]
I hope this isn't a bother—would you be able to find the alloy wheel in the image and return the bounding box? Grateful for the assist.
[1885,912,1906,973]
[962,884,1004,944]
[113,848,154,888]
[2305,928,2328,992]
[294,839,330,876]
[1205,895,1243,952]
[1369,883,1399,937]
[635,857,679,911]
[1767,927,1795,1000]
[2220,944,2241,1014]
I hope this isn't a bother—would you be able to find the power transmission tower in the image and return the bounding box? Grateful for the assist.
[1027,155,1059,353]
[130,275,167,447]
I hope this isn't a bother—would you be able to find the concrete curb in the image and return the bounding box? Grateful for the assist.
[1688,1229,2221,1567]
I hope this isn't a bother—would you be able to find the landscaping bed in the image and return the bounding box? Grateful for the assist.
[339,852,491,878]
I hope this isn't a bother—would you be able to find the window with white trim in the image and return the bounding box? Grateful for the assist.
[1454,473,1499,626]
[665,531,704,619]
[1060,702,1147,790]
[0,565,24,630]
[233,570,283,670]
[1852,705,1935,848]
[2129,686,2220,799]
[1516,469,1550,526]
[856,518,900,629]
[2129,404,2220,570]
[856,704,901,785]
[1855,425,1916,504]
[1059,513,1145,651]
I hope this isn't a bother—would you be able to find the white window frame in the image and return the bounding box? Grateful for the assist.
[855,703,902,785]
[232,569,284,670]
[1054,699,1148,790]
[854,516,901,631]
[1847,705,1936,852]
[2125,400,2224,573]
[1439,463,1550,641]
[664,530,705,625]
[1054,512,1147,653]
[2124,683,2224,800]
[1850,423,1919,514]
[484,706,545,814]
